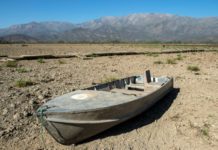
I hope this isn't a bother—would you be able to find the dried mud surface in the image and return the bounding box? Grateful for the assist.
[0,44,218,150]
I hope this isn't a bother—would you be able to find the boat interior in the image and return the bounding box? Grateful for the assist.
[41,71,171,112]
[84,70,166,96]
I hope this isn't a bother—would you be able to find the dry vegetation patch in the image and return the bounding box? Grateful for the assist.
[58,59,66,64]
[166,58,177,64]
[100,76,119,83]
[154,60,164,64]
[187,65,200,72]
[5,60,18,67]
[37,58,45,63]
[15,79,35,87]
[16,67,30,73]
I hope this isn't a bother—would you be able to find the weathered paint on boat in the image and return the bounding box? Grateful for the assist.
[37,73,173,145]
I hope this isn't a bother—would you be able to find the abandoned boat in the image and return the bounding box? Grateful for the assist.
[36,70,173,145]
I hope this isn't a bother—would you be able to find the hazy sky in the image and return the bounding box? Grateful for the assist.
[0,0,218,28]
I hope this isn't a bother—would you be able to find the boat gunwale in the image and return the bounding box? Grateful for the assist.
[46,117,121,124]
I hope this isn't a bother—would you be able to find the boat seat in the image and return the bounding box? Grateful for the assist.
[125,83,144,91]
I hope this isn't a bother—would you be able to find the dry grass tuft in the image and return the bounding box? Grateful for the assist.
[101,76,118,83]
[58,60,66,64]
[5,61,18,67]
[37,58,45,63]
[154,60,164,64]
[176,54,183,60]
[166,59,177,64]
[15,79,34,87]
[16,67,30,73]
[200,123,210,137]
[187,65,200,72]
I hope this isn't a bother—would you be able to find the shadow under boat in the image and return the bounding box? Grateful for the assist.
[80,88,180,144]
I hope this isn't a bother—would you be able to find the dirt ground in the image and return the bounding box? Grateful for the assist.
[0,43,217,56]
[0,44,218,150]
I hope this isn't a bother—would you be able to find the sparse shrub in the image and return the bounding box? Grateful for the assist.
[189,121,210,138]
[176,54,183,60]
[166,59,177,64]
[16,67,29,73]
[15,79,34,87]
[5,61,18,67]
[154,60,163,64]
[58,60,66,64]
[37,58,45,63]
[101,76,118,83]
[187,65,200,72]
[201,128,209,137]
[200,123,210,137]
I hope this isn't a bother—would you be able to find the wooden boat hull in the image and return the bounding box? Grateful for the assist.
[37,77,173,145]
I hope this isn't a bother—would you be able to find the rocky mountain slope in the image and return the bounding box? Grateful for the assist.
[1,14,218,43]
[0,34,38,43]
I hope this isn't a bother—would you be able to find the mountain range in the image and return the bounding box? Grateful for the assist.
[0,13,218,43]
